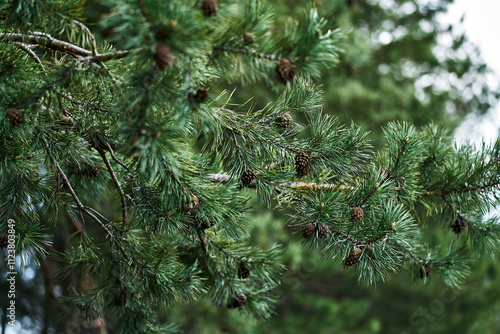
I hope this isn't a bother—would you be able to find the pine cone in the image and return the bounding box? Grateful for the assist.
[274,113,293,128]
[419,266,432,278]
[192,88,209,103]
[228,293,247,308]
[202,0,217,17]
[6,108,22,127]
[344,247,362,266]
[275,59,296,84]
[451,217,467,234]
[238,262,250,279]
[350,206,363,222]
[294,152,312,178]
[318,222,329,238]
[241,170,256,187]
[302,223,316,239]
[199,220,214,230]
[243,32,254,45]
[154,44,173,70]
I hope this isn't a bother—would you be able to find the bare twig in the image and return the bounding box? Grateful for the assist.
[14,42,47,72]
[1,33,133,61]
[73,20,98,56]
[207,173,353,191]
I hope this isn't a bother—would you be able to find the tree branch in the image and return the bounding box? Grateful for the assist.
[97,148,128,228]
[393,136,409,171]
[41,136,152,268]
[1,32,134,61]
[422,180,500,197]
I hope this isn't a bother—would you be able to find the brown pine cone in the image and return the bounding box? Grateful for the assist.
[344,247,362,266]
[154,44,173,70]
[202,0,217,17]
[275,58,296,84]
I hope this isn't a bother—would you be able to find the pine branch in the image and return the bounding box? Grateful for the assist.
[207,173,353,191]
[213,46,281,61]
[72,20,98,56]
[14,42,47,72]
[366,223,396,244]
[441,196,492,234]
[422,180,500,197]
[197,230,237,294]
[1,32,134,61]
[360,183,379,206]
[393,136,409,171]
[96,148,128,228]
[40,136,152,269]
[394,241,425,265]
[56,90,109,112]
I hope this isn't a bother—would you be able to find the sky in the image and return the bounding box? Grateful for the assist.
[443,0,500,143]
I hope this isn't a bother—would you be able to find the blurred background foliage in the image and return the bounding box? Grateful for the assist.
[3,0,500,333]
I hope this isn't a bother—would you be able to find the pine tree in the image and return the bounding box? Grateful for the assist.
[1,1,500,333]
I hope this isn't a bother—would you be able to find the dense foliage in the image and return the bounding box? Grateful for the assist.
[1,0,499,333]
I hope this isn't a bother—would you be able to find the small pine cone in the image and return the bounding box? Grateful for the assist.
[274,113,293,128]
[302,223,316,239]
[294,152,312,178]
[318,222,329,238]
[243,32,254,45]
[275,58,296,84]
[241,170,256,187]
[183,193,199,213]
[451,217,467,234]
[350,206,364,222]
[344,247,362,267]
[199,220,214,230]
[192,88,209,103]
[420,266,432,278]
[238,262,250,279]
[77,302,86,311]
[228,293,247,308]
[0,236,9,248]
[154,44,173,70]
[6,108,22,127]
[202,0,217,17]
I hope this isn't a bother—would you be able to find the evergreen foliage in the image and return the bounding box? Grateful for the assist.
[1,0,499,332]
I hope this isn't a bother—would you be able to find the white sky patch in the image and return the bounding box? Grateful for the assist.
[439,0,500,144]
